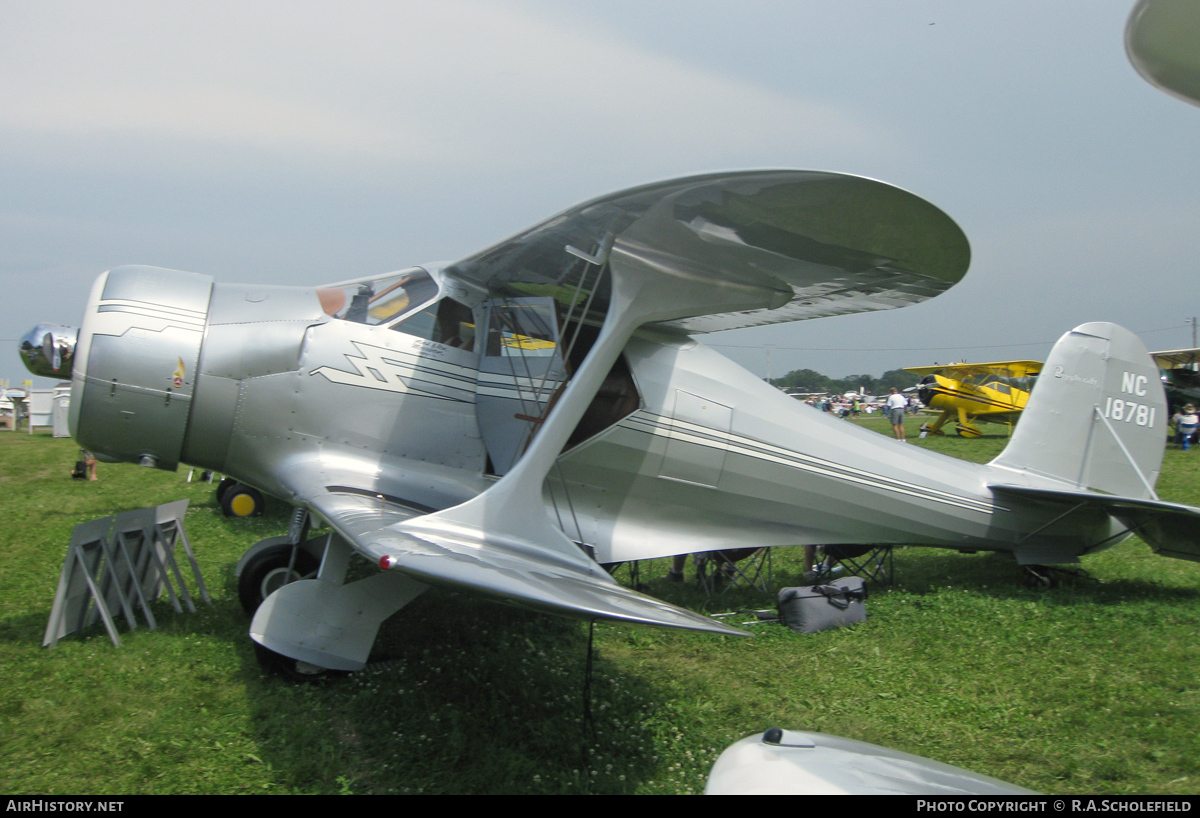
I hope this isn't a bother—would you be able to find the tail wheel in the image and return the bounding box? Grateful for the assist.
[222,484,265,518]
[1022,565,1057,590]
[238,542,319,615]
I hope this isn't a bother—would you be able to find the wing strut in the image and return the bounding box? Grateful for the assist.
[379,218,784,634]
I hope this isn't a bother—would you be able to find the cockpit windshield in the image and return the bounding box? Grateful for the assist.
[316,267,477,351]
[317,268,440,327]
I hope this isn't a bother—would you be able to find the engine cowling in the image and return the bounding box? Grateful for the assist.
[23,265,333,475]
[68,266,213,470]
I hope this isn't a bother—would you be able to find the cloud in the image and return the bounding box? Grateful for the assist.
[0,0,884,174]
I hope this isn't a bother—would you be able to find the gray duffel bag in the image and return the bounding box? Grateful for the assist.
[777,577,867,633]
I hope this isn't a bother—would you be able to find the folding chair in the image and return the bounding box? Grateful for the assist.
[604,560,646,591]
[813,544,894,588]
[694,547,772,596]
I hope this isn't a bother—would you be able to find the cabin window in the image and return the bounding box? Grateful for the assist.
[393,297,477,351]
[565,353,641,450]
[485,301,559,359]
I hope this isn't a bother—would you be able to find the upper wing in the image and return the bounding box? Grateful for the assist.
[904,360,1043,379]
[1126,0,1200,108]
[300,484,748,637]
[445,170,970,334]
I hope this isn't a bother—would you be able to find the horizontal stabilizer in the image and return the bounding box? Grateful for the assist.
[991,484,1200,563]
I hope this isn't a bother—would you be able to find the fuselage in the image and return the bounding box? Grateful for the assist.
[561,338,1115,563]
[917,374,1028,422]
[56,265,1122,569]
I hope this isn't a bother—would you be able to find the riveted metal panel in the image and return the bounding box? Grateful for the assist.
[180,373,238,471]
[658,390,732,487]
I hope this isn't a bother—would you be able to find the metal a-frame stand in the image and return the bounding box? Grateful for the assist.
[43,500,209,648]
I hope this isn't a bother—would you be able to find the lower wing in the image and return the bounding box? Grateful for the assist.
[306,487,749,636]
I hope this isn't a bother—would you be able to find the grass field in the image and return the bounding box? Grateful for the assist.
[2,418,1199,795]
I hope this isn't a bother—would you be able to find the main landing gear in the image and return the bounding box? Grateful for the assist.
[236,509,333,681]
[238,540,320,615]
[235,509,430,681]
[251,641,333,682]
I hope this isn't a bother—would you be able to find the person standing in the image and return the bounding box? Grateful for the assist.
[1173,404,1200,450]
[885,388,908,441]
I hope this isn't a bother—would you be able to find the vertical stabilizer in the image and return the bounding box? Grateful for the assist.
[990,323,1165,498]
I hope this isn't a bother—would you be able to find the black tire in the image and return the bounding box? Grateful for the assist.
[252,642,335,683]
[215,477,238,505]
[221,483,265,518]
[238,543,319,615]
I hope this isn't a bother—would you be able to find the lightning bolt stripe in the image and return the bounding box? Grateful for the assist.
[311,338,568,407]
[311,340,478,402]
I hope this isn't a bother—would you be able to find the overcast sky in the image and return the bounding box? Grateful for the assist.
[3,0,1198,389]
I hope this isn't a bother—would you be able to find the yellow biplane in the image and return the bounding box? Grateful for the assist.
[904,360,1042,438]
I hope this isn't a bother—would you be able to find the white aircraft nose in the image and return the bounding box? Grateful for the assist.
[18,323,78,379]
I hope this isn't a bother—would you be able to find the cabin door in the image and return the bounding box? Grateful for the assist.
[476,297,566,476]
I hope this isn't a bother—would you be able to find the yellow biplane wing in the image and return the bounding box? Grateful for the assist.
[903,360,1043,380]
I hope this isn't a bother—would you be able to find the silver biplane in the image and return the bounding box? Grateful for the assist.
[19,170,1200,675]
